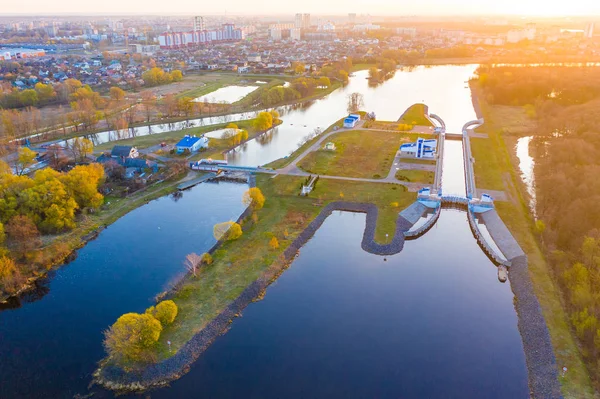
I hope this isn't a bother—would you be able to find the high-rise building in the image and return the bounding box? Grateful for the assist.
[194,16,205,32]
[348,13,356,24]
[585,22,595,39]
[295,13,303,29]
[302,14,311,29]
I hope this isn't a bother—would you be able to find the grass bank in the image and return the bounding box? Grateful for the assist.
[136,173,415,364]
[472,84,595,398]
[297,129,418,179]
[395,169,434,184]
[398,103,434,126]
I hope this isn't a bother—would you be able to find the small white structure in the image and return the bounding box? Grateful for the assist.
[400,138,437,158]
[324,142,336,151]
[343,114,360,128]
[176,135,209,154]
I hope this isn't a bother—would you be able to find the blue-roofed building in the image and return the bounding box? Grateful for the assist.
[175,135,209,154]
[400,138,437,159]
[343,114,360,128]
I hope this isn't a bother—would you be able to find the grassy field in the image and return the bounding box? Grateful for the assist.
[398,103,434,126]
[149,173,415,362]
[399,157,437,165]
[473,85,596,398]
[297,130,418,179]
[395,169,435,184]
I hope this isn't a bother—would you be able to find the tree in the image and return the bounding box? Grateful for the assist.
[253,112,273,131]
[68,137,93,162]
[109,86,126,102]
[347,92,364,114]
[270,109,280,120]
[46,144,69,170]
[368,67,380,81]
[269,236,279,250]
[171,70,183,82]
[15,147,37,176]
[34,82,56,103]
[5,215,40,253]
[0,160,10,175]
[183,252,202,277]
[60,164,105,209]
[104,312,162,365]
[201,252,213,265]
[0,256,16,280]
[146,300,178,326]
[242,187,265,211]
[318,76,331,88]
[213,221,243,241]
[293,62,306,75]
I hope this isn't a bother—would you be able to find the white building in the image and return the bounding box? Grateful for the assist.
[400,138,437,159]
[290,28,302,41]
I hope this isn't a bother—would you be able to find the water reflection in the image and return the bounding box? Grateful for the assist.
[516,136,536,215]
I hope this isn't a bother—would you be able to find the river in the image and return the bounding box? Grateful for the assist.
[1,64,529,398]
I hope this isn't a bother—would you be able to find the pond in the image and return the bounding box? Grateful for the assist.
[193,85,259,104]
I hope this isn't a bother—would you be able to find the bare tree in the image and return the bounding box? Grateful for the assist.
[184,252,202,277]
[347,92,364,114]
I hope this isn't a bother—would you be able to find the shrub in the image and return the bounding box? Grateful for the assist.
[146,300,178,326]
[201,252,213,265]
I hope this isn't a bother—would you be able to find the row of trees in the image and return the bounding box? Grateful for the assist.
[0,161,105,295]
[141,67,183,87]
[477,66,600,383]
[259,77,331,107]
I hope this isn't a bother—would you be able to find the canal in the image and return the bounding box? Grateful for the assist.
[1,64,529,398]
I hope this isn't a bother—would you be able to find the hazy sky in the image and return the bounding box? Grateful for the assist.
[5,0,600,16]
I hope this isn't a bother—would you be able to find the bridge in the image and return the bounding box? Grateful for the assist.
[189,162,261,173]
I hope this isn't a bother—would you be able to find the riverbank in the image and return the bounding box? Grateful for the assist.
[94,175,417,391]
[470,83,595,398]
[0,172,186,304]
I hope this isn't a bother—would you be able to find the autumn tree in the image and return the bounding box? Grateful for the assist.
[141,91,155,123]
[60,163,105,209]
[146,300,178,326]
[201,252,213,265]
[253,112,273,131]
[46,144,69,170]
[109,86,126,102]
[347,92,364,114]
[171,70,183,82]
[104,312,163,365]
[68,137,93,163]
[213,221,243,241]
[269,236,279,250]
[318,76,331,87]
[14,147,37,176]
[5,215,41,253]
[242,187,265,211]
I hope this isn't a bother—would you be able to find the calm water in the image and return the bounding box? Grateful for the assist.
[52,65,478,164]
[0,182,247,398]
[1,64,528,398]
[194,85,259,104]
[516,136,536,215]
[228,66,479,166]
[142,211,528,399]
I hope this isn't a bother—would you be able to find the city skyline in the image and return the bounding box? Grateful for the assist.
[4,0,600,17]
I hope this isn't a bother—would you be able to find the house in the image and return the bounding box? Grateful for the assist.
[343,114,360,128]
[111,145,139,159]
[175,135,209,154]
[400,138,437,159]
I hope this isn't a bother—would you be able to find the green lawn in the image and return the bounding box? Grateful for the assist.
[399,157,437,165]
[146,173,415,363]
[398,103,434,127]
[395,169,435,184]
[473,84,595,398]
[297,130,418,179]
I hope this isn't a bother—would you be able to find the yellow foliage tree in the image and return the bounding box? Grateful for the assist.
[213,221,243,241]
[146,300,178,326]
[242,187,266,211]
[15,147,37,176]
[253,112,273,131]
[104,313,163,366]
[269,236,279,250]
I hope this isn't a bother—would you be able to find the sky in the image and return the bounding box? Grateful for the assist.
[4,0,600,16]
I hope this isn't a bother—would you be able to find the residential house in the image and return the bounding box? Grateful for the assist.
[175,135,209,154]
